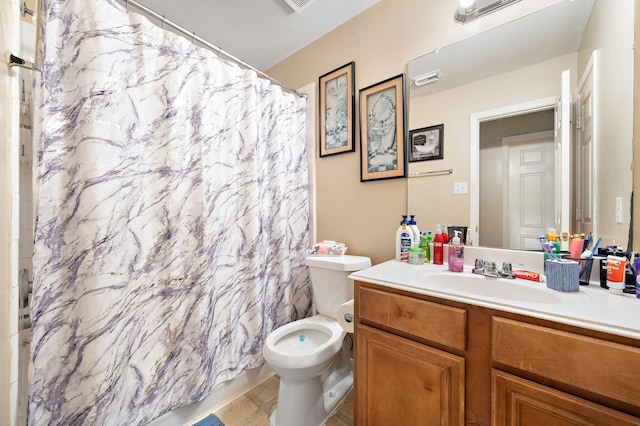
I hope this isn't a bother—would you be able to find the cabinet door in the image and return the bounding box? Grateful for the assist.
[492,370,640,426]
[356,324,464,426]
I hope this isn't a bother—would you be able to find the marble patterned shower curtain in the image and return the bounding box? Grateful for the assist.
[29,0,311,424]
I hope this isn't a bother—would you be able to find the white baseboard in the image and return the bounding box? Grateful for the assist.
[145,363,274,426]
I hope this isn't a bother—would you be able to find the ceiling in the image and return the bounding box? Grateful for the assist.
[129,0,380,71]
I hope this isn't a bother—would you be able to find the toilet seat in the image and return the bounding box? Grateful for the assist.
[264,315,346,370]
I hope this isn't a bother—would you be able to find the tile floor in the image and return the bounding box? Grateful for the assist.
[213,374,353,426]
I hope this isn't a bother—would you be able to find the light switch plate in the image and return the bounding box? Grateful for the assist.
[615,197,623,223]
[454,182,468,194]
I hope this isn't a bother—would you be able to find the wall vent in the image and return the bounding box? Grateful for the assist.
[283,0,315,13]
[411,70,442,86]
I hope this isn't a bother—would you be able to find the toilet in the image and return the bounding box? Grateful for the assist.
[263,254,371,426]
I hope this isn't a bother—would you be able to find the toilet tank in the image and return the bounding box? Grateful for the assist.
[305,255,372,318]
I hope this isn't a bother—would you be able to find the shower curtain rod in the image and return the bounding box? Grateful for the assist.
[124,0,305,98]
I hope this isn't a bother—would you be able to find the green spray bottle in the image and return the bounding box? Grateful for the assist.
[420,231,433,263]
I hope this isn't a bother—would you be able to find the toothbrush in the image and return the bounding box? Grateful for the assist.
[543,241,562,261]
[539,235,561,261]
[582,237,601,259]
[591,237,602,256]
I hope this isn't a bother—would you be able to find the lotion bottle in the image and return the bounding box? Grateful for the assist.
[396,217,413,262]
[409,215,420,246]
[448,230,464,272]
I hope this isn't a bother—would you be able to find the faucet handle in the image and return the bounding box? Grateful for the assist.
[500,262,515,279]
[472,258,484,274]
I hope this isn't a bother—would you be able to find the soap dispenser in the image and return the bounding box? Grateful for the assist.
[448,230,464,272]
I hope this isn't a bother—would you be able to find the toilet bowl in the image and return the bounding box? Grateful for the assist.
[263,254,371,426]
[263,316,353,426]
[264,315,346,376]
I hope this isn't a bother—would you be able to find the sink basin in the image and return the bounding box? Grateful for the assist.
[422,272,563,304]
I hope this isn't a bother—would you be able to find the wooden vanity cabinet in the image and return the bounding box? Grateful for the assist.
[492,371,640,426]
[357,324,465,425]
[354,281,640,426]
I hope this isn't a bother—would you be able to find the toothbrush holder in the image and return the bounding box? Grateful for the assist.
[546,259,580,292]
[566,257,594,286]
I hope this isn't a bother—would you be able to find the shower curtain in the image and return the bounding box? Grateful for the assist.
[29,0,311,425]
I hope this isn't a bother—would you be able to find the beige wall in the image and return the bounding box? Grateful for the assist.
[578,0,634,249]
[269,0,638,263]
[269,0,566,264]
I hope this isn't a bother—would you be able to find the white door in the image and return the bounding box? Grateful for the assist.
[574,52,597,237]
[504,132,555,250]
[555,69,572,251]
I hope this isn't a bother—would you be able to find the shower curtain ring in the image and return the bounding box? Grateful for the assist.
[162,15,166,29]
[125,0,128,10]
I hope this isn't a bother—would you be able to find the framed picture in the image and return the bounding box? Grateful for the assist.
[359,74,406,182]
[408,124,444,162]
[319,62,355,157]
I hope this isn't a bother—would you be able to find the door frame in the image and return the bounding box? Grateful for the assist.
[469,96,557,246]
[574,50,598,237]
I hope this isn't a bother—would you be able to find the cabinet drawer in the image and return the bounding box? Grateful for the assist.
[492,317,640,407]
[357,286,466,351]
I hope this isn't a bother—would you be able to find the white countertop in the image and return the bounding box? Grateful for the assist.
[349,260,640,340]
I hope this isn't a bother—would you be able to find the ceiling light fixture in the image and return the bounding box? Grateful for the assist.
[459,0,476,9]
[454,0,522,24]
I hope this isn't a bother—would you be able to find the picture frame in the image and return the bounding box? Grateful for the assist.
[408,124,444,162]
[359,74,406,182]
[319,62,355,157]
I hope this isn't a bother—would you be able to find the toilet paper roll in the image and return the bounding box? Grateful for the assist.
[337,299,355,333]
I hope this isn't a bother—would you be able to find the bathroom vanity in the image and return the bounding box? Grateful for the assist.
[350,261,640,425]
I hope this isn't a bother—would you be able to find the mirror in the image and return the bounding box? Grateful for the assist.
[407,0,634,250]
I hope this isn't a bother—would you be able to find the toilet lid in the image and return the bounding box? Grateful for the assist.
[305,255,371,271]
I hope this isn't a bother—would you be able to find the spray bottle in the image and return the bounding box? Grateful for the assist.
[420,231,433,263]
[433,224,444,265]
[441,224,449,264]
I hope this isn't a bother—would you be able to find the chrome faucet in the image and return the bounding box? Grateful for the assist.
[471,259,515,279]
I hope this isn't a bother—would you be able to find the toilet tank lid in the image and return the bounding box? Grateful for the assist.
[305,255,372,271]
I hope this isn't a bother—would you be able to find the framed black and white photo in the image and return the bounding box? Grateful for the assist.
[408,124,444,162]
